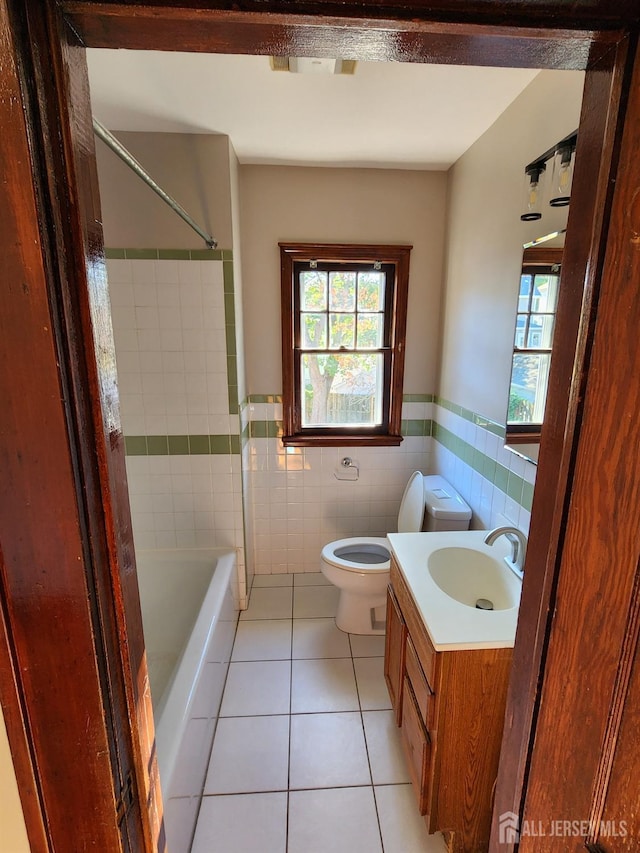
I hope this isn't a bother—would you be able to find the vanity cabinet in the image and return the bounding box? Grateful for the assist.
[385,555,512,853]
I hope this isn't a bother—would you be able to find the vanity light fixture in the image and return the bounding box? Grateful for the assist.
[520,130,578,221]
[549,134,577,207]
[520,161,547,221]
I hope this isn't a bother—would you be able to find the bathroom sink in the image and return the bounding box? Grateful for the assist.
[427,547,519,611]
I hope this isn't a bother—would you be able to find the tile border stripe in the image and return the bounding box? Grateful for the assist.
[105,247,233,261]
[125,434,240,456]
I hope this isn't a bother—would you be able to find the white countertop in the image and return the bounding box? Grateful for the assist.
[387,530,522,651]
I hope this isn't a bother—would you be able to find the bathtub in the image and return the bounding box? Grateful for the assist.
[136,549,239,811]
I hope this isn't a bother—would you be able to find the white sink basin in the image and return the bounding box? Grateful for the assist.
[428,546,519,611]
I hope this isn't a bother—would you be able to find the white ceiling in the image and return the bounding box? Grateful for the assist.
[86,50,539,170]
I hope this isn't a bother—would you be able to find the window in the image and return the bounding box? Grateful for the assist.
[507,247,562,440]
[280,243,411,446]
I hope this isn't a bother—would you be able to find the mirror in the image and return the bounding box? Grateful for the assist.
[505,230,566,466]
[503,130,576,464]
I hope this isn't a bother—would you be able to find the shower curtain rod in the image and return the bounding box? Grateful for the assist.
[92,118,218,250]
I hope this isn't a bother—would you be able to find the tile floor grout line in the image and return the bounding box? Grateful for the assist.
[286,618,293,853]
[189,608,243,851]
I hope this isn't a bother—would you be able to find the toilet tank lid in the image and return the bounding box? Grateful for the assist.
[423,475,472,520]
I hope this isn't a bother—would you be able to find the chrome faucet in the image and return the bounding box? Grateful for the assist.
[484,526,527,577]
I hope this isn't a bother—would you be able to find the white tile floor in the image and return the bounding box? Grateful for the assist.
[188,573,446,853]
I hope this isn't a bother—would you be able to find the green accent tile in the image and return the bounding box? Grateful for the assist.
[486,420,506,439]
[190,249,223,261]
[223,261,235,294]
[425,419,433,436]
[494,463,509,493]
[125,248,158,260]
[105,248,126,259]
[222,249,234,261]
[228,385,239,415]
[507,471,524,503]
[168,435,189,455]
[459,405,473,423]
[227,355,238,384]
[158,249,190,260]
[225,331,237,356]
[251,421,268,438]
[209,435,231,454]
[230,434,241,455]
[189,434,211,454]
[521,480,535,511]
[125,435,147,456]
[462,442,474,465]
[472,448,485,473]
[146,435,168,455]
[407,419,428,436]
[269,421,283,438]
[224,292,236,324]
[483,456,497,482]
[403,393,433,403]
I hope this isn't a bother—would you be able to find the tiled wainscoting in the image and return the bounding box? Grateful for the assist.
[432,398,536,535]
[106,249,247,603]
[181,573,445,853]
[105,250,536,596]
[240,396,433,576]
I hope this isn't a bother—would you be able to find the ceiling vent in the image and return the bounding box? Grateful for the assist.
[269,57,357,75]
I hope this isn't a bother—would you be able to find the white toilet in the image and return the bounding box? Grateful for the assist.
[320,473,472,635]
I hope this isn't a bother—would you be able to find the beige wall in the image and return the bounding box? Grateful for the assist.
[239,165,448,395]
[0,709,30,852]
[439,69,584,423]
[95,131,234,249]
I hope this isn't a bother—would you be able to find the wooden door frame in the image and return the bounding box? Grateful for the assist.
[1,2,639,850]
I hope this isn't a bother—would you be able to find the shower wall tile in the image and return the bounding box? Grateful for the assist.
[108,253,246,603]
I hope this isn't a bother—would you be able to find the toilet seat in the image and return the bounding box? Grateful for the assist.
[321,537,390,573]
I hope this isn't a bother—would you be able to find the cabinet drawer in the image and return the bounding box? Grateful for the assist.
[400,676,431,816]
[405,635,435,732]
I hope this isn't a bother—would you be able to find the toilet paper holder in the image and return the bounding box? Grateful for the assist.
[334,456,359,481]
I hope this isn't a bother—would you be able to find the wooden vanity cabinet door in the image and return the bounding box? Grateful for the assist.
[384,585,406,725]
[405,635,435,732]
[400,676,432,816]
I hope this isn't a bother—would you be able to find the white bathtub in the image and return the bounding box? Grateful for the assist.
[136,549,239,811]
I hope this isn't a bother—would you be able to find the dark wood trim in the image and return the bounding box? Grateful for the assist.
[0,2,126,849]
[505,430,542,445]
[491,34,635,852]
[0,2,638,851]
[522,247,564,265]
[61,0,640,30]
[61,3,625,69]
[279,243,410,447]
[517,37,640,849]
[0,1,161,850]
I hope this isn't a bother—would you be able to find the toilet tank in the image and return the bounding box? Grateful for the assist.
[423,475,472,532]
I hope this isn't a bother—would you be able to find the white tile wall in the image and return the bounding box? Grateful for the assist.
[107,256,247,603]
[244,400,432,575]
[432,403,535,535]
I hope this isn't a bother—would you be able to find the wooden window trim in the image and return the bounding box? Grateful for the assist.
[506,247,563,440]
[280,243,411,446]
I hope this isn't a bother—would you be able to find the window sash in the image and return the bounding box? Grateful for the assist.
[280,243,411,446]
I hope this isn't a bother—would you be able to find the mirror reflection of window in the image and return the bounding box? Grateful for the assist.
[507,247,562,440]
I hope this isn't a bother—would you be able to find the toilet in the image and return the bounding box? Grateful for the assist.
[320,473,471,635]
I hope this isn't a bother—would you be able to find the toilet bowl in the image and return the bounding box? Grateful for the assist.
[320,473,471,635]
